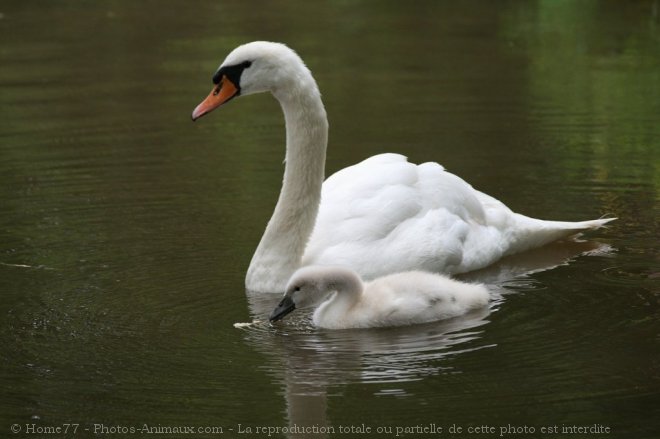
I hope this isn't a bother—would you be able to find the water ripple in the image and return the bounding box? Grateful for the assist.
[235,291,497,390]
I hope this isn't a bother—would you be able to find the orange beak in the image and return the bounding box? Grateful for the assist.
[191,75,239,121]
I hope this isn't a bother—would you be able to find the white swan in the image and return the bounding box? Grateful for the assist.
[269,266,490,329]
[192,41,614,293]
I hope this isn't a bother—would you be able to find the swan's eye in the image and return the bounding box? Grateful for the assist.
[294,286,301,292]
[242,60,252,69]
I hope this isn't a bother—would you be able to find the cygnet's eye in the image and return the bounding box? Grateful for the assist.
[294,286,301,292]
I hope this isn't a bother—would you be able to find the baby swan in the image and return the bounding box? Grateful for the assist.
[269,266,490,329]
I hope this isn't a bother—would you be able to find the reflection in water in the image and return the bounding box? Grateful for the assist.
[239,305,493,384]
[239,239,613,432]
[458,239,615,285]
[239,303,493,433]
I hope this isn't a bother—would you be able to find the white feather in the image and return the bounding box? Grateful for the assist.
[278,266,490,329]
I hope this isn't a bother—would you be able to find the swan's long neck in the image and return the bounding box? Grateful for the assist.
[246,72,328,293]
[313,269,364,327]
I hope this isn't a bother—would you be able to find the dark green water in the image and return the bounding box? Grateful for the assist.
[1,1,659,438]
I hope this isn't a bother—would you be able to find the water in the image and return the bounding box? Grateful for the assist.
[1,1,659,438]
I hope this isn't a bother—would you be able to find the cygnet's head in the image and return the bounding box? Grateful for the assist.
[192,41,310,121]
[269,266,361,323]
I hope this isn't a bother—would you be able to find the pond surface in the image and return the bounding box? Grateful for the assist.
[1,1,659,438]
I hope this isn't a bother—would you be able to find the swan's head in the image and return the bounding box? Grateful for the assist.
[269,266,361,323]
[192,41,309,121]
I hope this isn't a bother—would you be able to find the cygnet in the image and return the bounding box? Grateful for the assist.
[269,266,490,329]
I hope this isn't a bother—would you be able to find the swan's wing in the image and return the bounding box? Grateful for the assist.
[303,154,490,277]
[303,153,611,279]
[353,272,489,326]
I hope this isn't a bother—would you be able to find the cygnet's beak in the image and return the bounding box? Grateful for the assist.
[269,296,296,323]
[191,75,239,121]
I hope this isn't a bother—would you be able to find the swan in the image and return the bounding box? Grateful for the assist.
[269,266,490,329]
[191,41,614,293]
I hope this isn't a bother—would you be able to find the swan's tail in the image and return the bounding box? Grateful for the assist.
[542,216,616,235]
[508,216,616,256]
